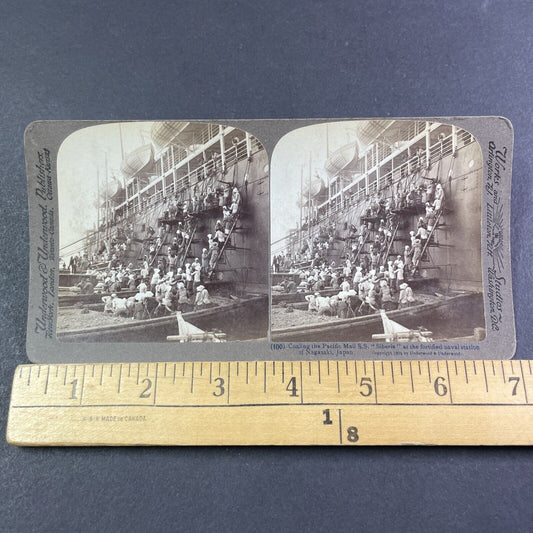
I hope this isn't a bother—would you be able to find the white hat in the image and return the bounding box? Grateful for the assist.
[196,285,205,292]
[400,283,408,290]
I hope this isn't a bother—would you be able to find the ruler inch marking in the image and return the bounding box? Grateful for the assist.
[390,361,395,384]
[27,366,32,386]
[482,360,489,393]
[519,360,529,404]
[79,365,86,405]
[44,366,50,395]
[372,362,378,404]
[190,362,195,394]
[318,361,321,384]
[153,363,159,405]
[118,365,122,394]
[501,360,506,383]
[409,361,414,393]
[282,361,285,383]
[445,360,453,405]
[464,361,469,383]
[246,362,249,385]
[299,361,304,404]
[336,361,340,393]
[101,365,105,386]
[227,362,231,404]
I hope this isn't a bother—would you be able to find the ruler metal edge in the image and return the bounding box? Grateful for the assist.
[6,360,533,446]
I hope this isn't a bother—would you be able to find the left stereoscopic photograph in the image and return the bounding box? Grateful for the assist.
[54,122,269,342]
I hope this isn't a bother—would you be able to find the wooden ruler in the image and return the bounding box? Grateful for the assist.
[6,360,533,446]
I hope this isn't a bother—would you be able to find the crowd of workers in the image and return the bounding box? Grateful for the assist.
[65,183,243,319]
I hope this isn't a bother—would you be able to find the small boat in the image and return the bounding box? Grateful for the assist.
[58,293,267,342]
[271,291,481,342]
[167,312,226,343]
[371,310,433,342]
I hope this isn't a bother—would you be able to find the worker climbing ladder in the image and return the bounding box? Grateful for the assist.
[411,208,444,273]
[379,219,401,267]
[208,212,243,279]
[352,229,369,264]
[180,219,199,268]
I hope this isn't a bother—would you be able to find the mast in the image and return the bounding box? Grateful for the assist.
[96,167,100,249]
[308,151,312,239]
[326,123,330,158]
[118,123,126,188]
[299,165,303,253]
[105,152,109,240]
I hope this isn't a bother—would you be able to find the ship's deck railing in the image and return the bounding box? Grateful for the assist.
[277,129,475,257]
[157,123,220,174]
[115,136,261,221]
[364,121,427,169]
[319,128,474,213]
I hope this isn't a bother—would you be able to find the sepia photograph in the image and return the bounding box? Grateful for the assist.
[271,120,486,343]
[56,121,269,342]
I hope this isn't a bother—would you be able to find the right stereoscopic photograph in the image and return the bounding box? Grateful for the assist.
[271,120,485,343]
